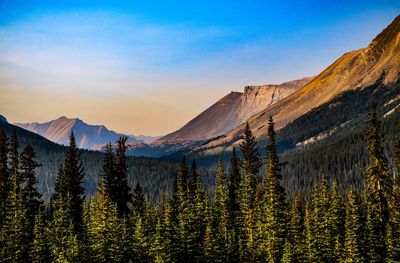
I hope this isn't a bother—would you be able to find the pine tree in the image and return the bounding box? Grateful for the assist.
[132,216,151,263]
[101,143,116,201]
[63,132,85,232]
[132,182,146,217]
[163,197,178,262]
[53,165,67,205]
[227,147,241,261]
[239,122,261,177]
[87,180,124,263]
[114,136,132,216]
[330,181,345,261]
[0,169,30,262]
[193,159,207,261]
[175,156,190,261]
[257,116,287,262]
[46,193,80,263]
[150,217,170,263]
[306,180,333,262]
[20,146,42,228]
[364,104,391,262]
[31,213,51,263]
[286,197,307,262]
[344,188,365,263]
[237,123,261,261]
[211,158,230,262]
[0,128,9,228]
[10,128,20,188]
[386,135,400,262]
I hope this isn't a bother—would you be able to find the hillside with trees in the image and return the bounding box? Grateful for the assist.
[1,105,400,262]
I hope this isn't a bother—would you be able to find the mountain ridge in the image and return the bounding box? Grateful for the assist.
[196,15,400,154]
[14,116,160,149]
[156,77,313,144]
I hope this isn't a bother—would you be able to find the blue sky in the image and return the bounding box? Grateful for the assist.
[0,1,399,135]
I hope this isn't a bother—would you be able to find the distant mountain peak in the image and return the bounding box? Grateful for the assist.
[14,117,146,149]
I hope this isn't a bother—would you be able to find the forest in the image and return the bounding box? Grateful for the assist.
[0,104,399,263]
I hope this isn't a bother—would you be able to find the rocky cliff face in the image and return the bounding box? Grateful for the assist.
[239,77,313,121]
[157,77,312,143]
[197,15,400,154]
[15,116,143,149]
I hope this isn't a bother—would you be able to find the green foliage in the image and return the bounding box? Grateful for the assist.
[31,213,51,263]
[344,188,365,263]
[1,171,31,262]
[365,104,391,262]
[20,146,42,228]
[62,132,85,232]
[0,128,9,228]
[114,136,132,216]
[46,193,80,263]
[87,180,124,263]
[256,116,287,262]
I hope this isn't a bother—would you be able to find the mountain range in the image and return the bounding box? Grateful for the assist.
[0,15,399,201]
[4,15,400,160]
[14,116,160,149]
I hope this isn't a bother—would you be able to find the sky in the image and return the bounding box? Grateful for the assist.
[0,1,399,136]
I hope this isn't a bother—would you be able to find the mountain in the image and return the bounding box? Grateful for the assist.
[14,116,151,149]
[197,15,400,154]
[0,119,177,201]
[0,115,7,123]
[157,77,312,143]
[133,134,162,144]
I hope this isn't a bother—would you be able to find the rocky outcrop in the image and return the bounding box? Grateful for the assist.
[156,77,312,144]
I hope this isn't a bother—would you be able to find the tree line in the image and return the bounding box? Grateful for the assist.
[0,104,399,262]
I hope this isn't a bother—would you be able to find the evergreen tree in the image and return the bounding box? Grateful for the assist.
[364,104,391,262]
[191,159,207,261]
[150,217,170,263]
[0,128,9,228]
[306,180,334,262]
[10,128,20,189]
[53,165,67,204]
[87,180,124,263]
[132,216,151,263]
[101,143,116,201]
[257,116,287,262]
[132,182,146,217]
[237,123,261,261]
[386,135,400,262]
[175,156,190,261]
[344,188,365,263]
[286,197,307,262]
[227,147,241,261]
[31,213,51,263]
[330,181,345,261]
[114,136,132,216]
[20,146,42,228]
[0,169,30,262]
[46,193,80,263]
[163,197,178,262]
[239,122,261,177]
[211,158,230,262]
[63,132,85,232]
